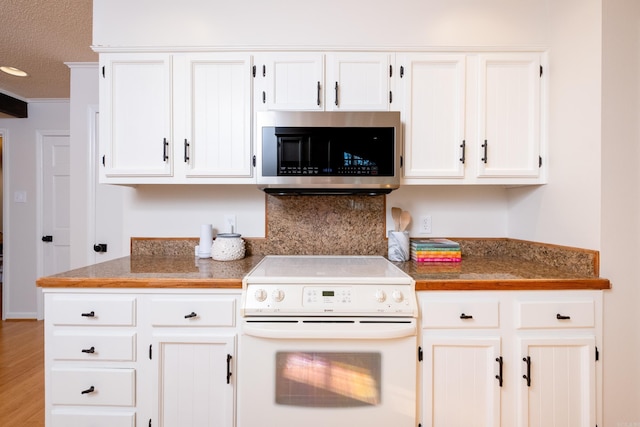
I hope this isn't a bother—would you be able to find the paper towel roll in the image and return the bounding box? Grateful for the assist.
[198,224,213,258]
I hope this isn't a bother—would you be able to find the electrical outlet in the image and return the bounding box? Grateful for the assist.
[419,215,432,234]
[224,215,236,233]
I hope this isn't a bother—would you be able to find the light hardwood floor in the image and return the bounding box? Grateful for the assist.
[0,320,44,427]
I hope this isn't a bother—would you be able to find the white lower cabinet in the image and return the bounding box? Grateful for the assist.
[419,291,602,427]
[44,289,240,427]
[146,293,238,427]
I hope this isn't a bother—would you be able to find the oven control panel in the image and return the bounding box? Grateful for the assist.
[242,283,417,316]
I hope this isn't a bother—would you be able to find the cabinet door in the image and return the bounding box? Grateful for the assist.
[100,53,173,180]
[422,336,501,427]
[476,53,541,179]
[517,336,596,427]
[400,54,467,179]
[325,53,393,111]
[181,53,254,180]
[256,53,324,111]
[152,334,235,427]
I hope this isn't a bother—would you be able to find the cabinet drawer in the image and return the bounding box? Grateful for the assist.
[150,296,235,327]
[52,331,136,361]
[51,367,135,406]
[49,295,136,326]
[516,300,595,329]
[421,300,499,328]
[51,410,135,427]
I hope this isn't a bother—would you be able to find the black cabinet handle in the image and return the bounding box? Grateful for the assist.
[82,346,96,354]
[81,386,95,395]
[262,91,266,104]
[163,138,169,162]
[184,312,197,319]
[522,356,531,387]
[184,139,190,163]
[556,313,571,320]
[495,357,503,387]
[460,313,473,319]
[460,140,466,164]
[227,354,233,384]
[42,235,53,242]
[334,81,339,106]
[317,81,321,106]
[81,311,95,318]
[481,140,488,164]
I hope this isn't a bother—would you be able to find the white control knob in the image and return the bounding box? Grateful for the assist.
[392,290,404,303]
[272,289,285,302]
[375,289,387,303]
[254,288,267,302]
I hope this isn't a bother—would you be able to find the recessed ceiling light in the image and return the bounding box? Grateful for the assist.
[0,66,29,77]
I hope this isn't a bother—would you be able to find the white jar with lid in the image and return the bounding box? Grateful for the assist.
[211,233,246,261]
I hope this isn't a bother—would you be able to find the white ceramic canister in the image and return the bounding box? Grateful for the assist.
[211,233,246,261]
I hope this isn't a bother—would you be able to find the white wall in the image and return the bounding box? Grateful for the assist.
[601,0,640,423]
[0,101,70,319]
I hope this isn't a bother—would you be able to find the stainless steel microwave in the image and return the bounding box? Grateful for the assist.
[256,111,402,195]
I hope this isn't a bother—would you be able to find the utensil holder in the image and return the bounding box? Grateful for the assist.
[388,231,410,262]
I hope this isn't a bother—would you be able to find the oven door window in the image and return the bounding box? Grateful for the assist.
[275,352,382,407]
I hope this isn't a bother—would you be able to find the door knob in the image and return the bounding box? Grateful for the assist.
[42,235,53,242]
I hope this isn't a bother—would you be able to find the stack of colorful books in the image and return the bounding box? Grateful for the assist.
[410,238,461,262]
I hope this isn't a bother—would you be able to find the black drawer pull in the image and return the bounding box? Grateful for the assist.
[81,386,95,395]
[495,357,503,387]
[460,313,473,319]
[81,311,95,318]
[556,313,571,320]
[81,346,96,354]
[184,312,198,319]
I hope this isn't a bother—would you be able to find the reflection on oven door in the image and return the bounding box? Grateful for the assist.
[237,330,417,427]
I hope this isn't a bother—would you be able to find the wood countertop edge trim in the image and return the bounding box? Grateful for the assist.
[415,278,611,291]
[36,277,243,289]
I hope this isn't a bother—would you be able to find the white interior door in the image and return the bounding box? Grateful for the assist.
[41,132,71,292]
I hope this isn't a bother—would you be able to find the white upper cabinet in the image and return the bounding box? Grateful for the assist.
[99,52,254,184]
[399,51,545,185]
[255,53,324,111]
[476,53,542,180]
[99,53,173,179]
[400,54,467,179]
[179,53,254,180]
[325,53,394,111]
[254,52,394,112]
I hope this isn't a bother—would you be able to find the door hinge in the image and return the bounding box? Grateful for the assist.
[539,156,542,168]
[540,65,543,77]
[252,155,256,167]
[400,155,403,168]
[389,64,393,78]
[101,66,105,78]
[252,65,256,78]
[149,419,152,427]
[418,346,423,362]
[389,91,393,104]
[102,155,105,167]
[595,346,599,361]
[149,344,152,360]
[400,65,405,78]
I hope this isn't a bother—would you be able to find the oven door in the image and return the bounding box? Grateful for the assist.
[237,318,417,427]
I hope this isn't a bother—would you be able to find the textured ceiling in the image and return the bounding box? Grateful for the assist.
[0,0,96,100]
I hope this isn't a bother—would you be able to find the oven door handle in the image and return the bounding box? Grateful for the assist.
[241,322,417,340]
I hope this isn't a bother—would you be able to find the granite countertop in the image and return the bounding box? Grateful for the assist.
[37,252,611,291]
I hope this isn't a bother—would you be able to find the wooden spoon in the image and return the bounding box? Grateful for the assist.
[391,207,402,231]
[399,211,411,232]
